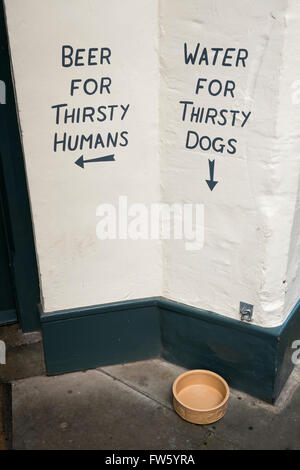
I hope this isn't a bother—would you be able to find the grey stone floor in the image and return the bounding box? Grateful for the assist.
[12,358,300,450]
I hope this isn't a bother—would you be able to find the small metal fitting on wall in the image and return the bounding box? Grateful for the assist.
[240,302,253,322]
[0,80,6,104]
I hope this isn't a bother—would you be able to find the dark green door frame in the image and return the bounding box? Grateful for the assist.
[0,162,17,325]
[0,0,40,332]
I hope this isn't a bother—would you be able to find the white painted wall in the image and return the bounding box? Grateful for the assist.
[160,0,300,327]
[5,0,162,312]
[280,0,300,323]
[5,0,300,327]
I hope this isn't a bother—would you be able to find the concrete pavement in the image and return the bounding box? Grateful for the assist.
[12,359,300,450]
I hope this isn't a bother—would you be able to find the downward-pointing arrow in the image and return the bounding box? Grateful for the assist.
[75,154,115,169]
[206,159,218,191]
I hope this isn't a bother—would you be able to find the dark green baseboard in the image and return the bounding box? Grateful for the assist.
[39,299,161,375]
[40,297,300,403]
[0,309,17,326]
[159,299,300,403]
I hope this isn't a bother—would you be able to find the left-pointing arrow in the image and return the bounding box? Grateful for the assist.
[75,154,115,169]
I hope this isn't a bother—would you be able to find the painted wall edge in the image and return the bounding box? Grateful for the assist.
[39,297,300,403]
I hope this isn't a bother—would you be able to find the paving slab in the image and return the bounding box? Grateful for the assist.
[102,360,300,450]
[12,360,300,450]
[0,342,45,382]
[12,369,209,450]
[0,383,12,450]
[0,324,45,382]
[100,359,186,410]
[0,324,41,349]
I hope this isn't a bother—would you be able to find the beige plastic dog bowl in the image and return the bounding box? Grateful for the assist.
[172,369,230,425]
